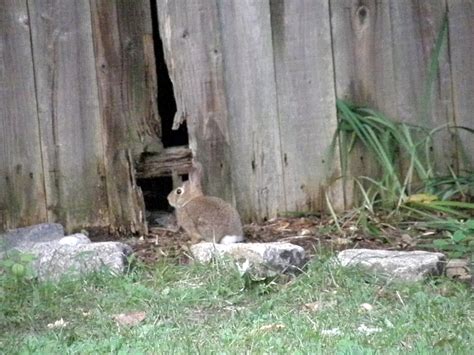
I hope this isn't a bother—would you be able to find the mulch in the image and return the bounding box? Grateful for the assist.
[87,213,431,266]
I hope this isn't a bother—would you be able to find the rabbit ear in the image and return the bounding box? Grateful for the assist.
[188,160,203,190]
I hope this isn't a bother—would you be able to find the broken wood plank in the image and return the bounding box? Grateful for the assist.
[136,146,192,179]
[155,0,234,203]
[90,0,159,234]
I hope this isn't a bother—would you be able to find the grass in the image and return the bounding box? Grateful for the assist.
[1,257,473,354]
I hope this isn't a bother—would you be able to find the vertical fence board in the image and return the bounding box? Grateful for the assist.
[271,0,343,212]
[218,0,285,221]
[331,0,455,205]
[115,0,162,156]
[0,0,47,230]
[156,0,234,203]
[28,0,108,231]
[447,0,474,171]
[90,0,157,234]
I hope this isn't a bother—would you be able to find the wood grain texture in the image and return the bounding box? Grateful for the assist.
[271,0,343,212]
[28,0,108,231]
[0,0,47,230]
[331,0,455,205]
[156,0,234,203]
[447,0,474,171]
[136,146,192,178]
[90,0,158,234]
[218,0,285,221]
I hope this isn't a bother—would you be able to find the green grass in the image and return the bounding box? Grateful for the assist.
[1,257,472,354]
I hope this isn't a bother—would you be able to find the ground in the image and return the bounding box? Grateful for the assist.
[88,213,439,265]
[87,212,472,284]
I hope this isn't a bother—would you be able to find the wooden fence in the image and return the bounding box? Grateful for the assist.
[0,0,472,233]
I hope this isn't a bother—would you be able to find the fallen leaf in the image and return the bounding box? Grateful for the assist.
[357,324,382,335]
[113,311,146,326]
[303,300,336,312]
[304,302,322,312]
[47,318,68,329]
[321,328,342,336]
[406,193,438,204]
[276,222,291,231]
[299,228,312,236]
[332,237,351,246]
[400,234,415,246]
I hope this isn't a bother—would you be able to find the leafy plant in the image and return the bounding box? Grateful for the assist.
[419,219,474,257]
[336,99,474,216]
[0,250,36,282]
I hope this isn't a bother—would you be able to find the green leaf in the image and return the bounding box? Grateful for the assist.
[433,239,450,248]
[1,259,15,268]
[452,230,466,242]
[11,263,25,277]
[20,253,35,263]
[465,219,474,230]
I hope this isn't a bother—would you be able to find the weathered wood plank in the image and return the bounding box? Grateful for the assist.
[331,0,454,205]
[156,0,234,202]
[447,0,474,171]
[28,0,108,231]
[0,0,47,230]
[136,146,192,179]
[90,0,158,234]
[217,0,285,221]
[271,0,343,212]
[115,0,162,157]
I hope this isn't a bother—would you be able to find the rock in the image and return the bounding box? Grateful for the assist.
[445,259,471,283]
[190,242,306,278]
[1,224,133,281]
[336,249,446,282]
[29,241,133,281]
[58,233,91,246]
[0,223,64,254]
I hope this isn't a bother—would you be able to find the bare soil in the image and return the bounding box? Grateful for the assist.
[87,213,427,266]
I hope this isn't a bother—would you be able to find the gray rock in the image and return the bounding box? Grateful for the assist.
[445,258,471,283]
[336,249,446,282]
[58,233,91,246]
[30,241,133,281]
[1,224,132,281]
[0,223,64,254]
[190,242,306,278]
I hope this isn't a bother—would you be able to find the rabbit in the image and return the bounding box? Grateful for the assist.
[167,162,244,244]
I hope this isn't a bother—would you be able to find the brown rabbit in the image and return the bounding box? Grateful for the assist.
[167,162,244,244]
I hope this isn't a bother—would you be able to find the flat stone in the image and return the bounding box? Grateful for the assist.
[445,259,471,282]
[0,223,64,254]
[58,233,91,246]
[28,241,133,281]
[337,249,446,282]
[1,224,132,281]
[190,242,306,278]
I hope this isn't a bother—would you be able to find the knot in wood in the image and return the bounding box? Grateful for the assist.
[356,5,369,25]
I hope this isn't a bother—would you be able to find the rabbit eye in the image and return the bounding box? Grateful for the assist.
[176,188,183,195]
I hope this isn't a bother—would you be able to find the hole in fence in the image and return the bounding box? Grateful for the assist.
[150,0,188,148]
[136,2,191,228]
[138,176,173,226]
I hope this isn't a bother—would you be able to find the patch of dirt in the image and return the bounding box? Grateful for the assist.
[87,212,425,266]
